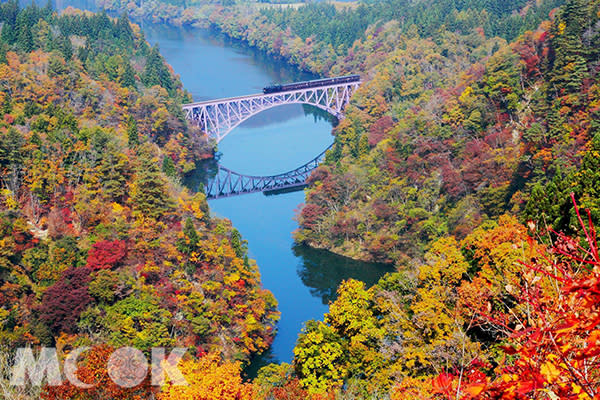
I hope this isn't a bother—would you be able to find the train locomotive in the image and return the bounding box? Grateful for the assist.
[262,74,360,94]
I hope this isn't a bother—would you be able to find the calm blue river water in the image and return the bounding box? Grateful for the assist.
[47,0,394,368]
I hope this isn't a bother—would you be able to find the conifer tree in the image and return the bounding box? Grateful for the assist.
[16,23,33,52]
[0,128,24,194]
[99,143,129,202]
[53,34,73,60]
[549,0,592,94]
[143,45,173,93]
[0,0,18,45]
[129,144,174,219]
[161,155,176,178]
[121,61,136,88]
[116,13,133,43]
[126,116,139,148]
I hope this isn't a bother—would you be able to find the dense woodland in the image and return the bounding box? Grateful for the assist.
[0,4,279,399]
[1,0,600,399]
[285,1,600,396]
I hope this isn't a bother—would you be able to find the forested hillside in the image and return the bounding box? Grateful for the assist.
[267,0,599,398]
[259,0,564,50]
[1,0,599,399]
[254,0,600,397]
[98,0,565,73]
[297,0,599,263]
[0,4,278,399]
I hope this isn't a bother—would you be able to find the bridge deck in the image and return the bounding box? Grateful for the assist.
[182,76,361,142]
[181,81,362,109]
[182,92,263,108]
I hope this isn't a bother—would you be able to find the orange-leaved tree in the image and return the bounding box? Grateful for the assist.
[158,353,254,400]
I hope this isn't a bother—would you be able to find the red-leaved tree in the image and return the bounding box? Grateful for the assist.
[428,194,600,399]
[86,240,127,270]
[39,266,93,334]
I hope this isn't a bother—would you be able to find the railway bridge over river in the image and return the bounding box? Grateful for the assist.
[182,75,361,198]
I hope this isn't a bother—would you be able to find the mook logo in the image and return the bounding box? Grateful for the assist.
[9,347,188,387]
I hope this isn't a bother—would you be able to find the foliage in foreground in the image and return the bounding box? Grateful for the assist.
[253,201,599,399]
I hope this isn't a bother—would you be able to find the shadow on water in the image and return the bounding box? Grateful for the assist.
[302,104,339,126]
[243,245,395,379]
[293,244,396,305]
[182,156,219,194]
[243,347,278,381]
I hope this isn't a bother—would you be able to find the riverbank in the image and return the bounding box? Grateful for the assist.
[95,0,575,269]
[96,1,335,75]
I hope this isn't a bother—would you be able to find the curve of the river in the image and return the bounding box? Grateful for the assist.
[49,0,394,372]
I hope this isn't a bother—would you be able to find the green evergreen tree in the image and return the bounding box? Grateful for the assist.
[42,0,52,18]
[121,61,136,88]
[143,45,173,93]
[59,35,73,60]
[29,131,42,148]
[524,134,600,236]
[116,13,133,43]
[0,0,18,45]
[571,133,600,226]
[230,228,247,259]
[183,218,199,248]
[549,0,592,94]
[16,23,33,52]
[1,90,11,113]
[162,155,176,178]
[77,45,89,64]
[0,128,24,193]
[99,143,130,202]
[0,43,7,64]
[130,145,174,219]
[0,23,16,45]
[126,116,139,149]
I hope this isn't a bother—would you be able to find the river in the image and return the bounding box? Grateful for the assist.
[48,0,395,371]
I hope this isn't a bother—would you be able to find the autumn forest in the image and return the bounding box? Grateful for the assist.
[0,0,599,399]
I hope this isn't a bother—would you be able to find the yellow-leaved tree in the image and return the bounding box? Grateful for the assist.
[159,353,254,400]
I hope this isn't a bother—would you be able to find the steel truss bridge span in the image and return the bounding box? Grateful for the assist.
[182,78,361,143]
[206,145,331,199]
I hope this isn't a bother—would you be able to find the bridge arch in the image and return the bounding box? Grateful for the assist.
[182,79,361,143]
[214,101,339,143]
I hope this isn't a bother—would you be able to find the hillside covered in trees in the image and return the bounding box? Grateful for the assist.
[1,0,600,399]
[98,0,600,398]
[209,0,599,398]
[128,0,597,264]
[0,3,279,399]
[294,0,600,264]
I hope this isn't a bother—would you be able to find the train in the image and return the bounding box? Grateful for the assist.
[262,74,360,94]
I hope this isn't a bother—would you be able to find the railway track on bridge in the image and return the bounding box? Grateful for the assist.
[188,76,359,198]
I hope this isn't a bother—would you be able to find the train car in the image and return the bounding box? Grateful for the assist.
[263,74,360,94]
